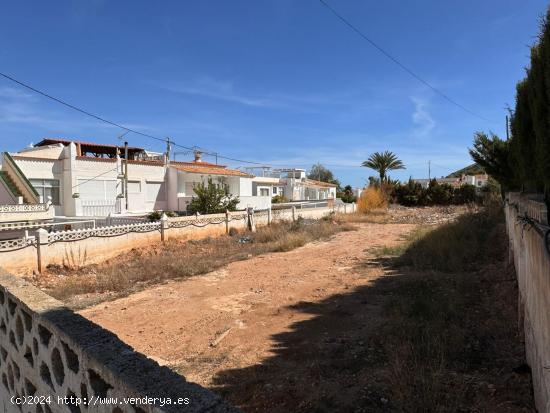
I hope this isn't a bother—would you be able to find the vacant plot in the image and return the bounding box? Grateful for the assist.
[33,217,354,308]
[75,205,534,412]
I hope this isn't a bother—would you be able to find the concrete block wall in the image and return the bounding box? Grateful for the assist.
[0,270,238,413]
[0,205,355,274]
[505,192,550,412]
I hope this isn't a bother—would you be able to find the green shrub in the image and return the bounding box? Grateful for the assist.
[147,210,176,221]
[426,180,453,205]
[187,177,239,214]
[272,195,288,204]
[394,179,478,207]
[452,184,477,204]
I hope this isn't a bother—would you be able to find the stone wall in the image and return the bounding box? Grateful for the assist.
[505,192,550,412]
[0,270,238,412]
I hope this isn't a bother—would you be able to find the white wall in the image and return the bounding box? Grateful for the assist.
[506,193,550,412]
[126,161,167,212]
[14,144,65,159]
[13,156,64,215]
[237,196,271,210]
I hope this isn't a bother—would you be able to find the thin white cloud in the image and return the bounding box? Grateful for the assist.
[411,96,435,137]
[150,76,364,111]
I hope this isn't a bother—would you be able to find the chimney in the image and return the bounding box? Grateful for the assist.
[194,150,203,162]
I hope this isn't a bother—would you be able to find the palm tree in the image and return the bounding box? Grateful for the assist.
[362,151,405,182]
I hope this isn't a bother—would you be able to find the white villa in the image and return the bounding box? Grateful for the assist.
[0,138,271,217]
[248,167,337,201]
[413,174,489,189]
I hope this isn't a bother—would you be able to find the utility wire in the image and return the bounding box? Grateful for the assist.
[0,72,167,144]
[0,71,266,165]
[71,167,119,190]
[0,71,469,169]
[318,0,495,123]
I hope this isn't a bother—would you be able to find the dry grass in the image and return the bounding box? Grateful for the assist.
[395,203,504,272]
[334,209,390,224]
[369,206,533,411]
[357,187,387,213]
[40,218,354,304]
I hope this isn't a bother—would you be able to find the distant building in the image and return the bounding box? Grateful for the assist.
[412,173,489,189]
[1,138,271,217]
[248,167,337,201]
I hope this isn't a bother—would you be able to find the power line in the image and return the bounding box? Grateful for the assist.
[71,167,119,190]
[0,72,167,144]
[318,0,495,123]
[0,71,267,166]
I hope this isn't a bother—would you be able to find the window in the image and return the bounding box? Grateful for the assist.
[272,187,277,195]
[259,187,270,196]
[29,179,60,205]
[76,179,117,202]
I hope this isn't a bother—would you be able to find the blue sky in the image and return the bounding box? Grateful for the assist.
[0,0,546,187]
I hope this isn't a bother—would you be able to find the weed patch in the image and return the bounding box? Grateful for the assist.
[39,219,353,305]
[368,206,533,411]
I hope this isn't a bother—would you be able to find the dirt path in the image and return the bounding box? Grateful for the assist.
[79,223,414,386]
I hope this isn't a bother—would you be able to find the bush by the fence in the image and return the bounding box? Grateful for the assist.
[392,179,478,206]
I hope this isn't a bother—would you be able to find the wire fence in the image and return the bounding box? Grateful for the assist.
[506,195,550,259]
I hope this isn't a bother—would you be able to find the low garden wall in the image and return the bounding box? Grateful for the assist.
[0,204,355,274]
[505,192,550,412]
[0,269,238,412]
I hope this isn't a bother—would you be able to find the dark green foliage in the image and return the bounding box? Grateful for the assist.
[469,132,516,192]
[362,151,405,182]
[271,194,287,204]
[427,179,453,205]
[394,179,477,206]
[394,179,427,206]
[504,8,550,202]
[187,178,239,214]
[147,210,176,221]
[337,185,357,203]
[307,164,341,189]
[452,184,477,205]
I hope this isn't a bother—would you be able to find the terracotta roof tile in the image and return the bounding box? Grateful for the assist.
[172,163,251,177]
[303,178,337,188]
[171,160,226,168]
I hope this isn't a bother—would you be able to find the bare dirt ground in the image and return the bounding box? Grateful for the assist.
[80,222,413,382]
[79,207,534,412]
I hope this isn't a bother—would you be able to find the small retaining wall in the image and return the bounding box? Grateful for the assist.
[505,192,550,412]
[0,205,355,274]
[0,270,238,412]
[0,204,54,224]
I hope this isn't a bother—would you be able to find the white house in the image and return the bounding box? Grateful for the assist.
[1,138,270,217]
[412,173,489,190]
[249,167,337,201]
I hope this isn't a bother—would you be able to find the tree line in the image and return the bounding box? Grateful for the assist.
[470,7,550,209]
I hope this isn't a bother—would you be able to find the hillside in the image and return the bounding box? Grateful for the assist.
[446,163,484,178]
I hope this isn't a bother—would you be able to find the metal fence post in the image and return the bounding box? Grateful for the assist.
[267,207,272,225]
[160,213,168,242]
[35,228,49,274]
[344,203,347,214]
[292,206,296,222]
[225,210,230,234]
